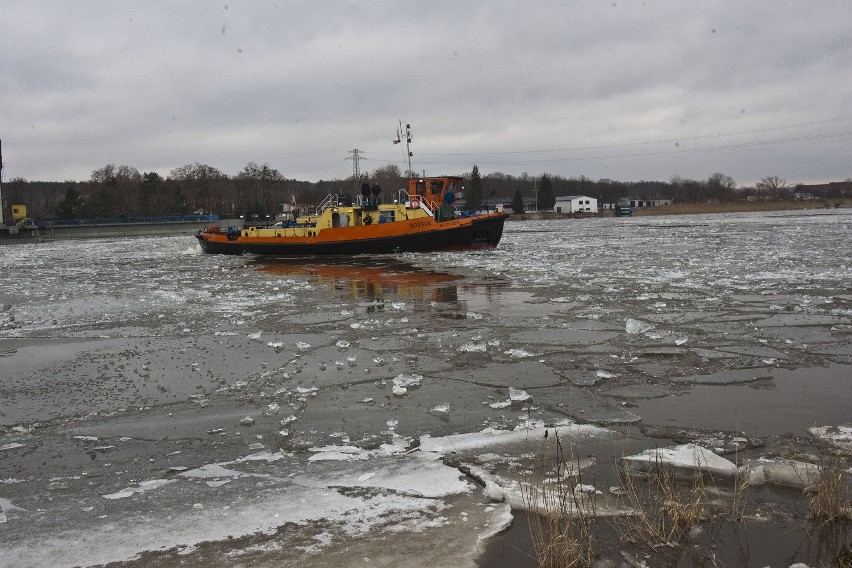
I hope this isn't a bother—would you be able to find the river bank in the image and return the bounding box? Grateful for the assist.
[508,199,851,221]
[631,198,851,217]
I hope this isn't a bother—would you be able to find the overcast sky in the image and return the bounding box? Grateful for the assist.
[1,1,850,187]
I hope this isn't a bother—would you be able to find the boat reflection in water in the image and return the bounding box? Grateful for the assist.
[250,257,462,305]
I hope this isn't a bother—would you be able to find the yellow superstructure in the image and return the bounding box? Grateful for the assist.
[11,204,28,221]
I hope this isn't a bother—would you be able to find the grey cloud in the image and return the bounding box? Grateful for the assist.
[1,1,850,185]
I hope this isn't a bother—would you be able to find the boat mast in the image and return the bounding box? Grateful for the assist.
[404,123,413,178]
[0,139,4,225]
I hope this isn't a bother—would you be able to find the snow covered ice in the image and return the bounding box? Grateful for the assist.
[1,211,851,567]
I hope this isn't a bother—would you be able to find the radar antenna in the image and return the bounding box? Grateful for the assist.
[393,120,414,177]
[404,122,413,178]
[0,140,4,224]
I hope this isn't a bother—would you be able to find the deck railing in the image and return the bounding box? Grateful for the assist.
[396,190,434,217]
[315,194,338,215]
[41,214,219,226]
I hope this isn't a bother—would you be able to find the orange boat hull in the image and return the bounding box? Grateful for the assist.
[196,211,508,256]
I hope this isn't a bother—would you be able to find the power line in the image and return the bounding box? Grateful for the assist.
[345,148,365,179]
[401,130,852,166]
[361,116,852,164]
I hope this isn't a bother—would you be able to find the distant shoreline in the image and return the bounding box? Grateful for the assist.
[630,198,851,217]
[508,199,851,220]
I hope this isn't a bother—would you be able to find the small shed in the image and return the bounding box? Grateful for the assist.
[554,195,597,214]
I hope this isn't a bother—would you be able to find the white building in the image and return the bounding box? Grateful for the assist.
[554,195,597,214]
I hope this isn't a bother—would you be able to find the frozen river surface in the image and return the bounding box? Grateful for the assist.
[1,210,850,567]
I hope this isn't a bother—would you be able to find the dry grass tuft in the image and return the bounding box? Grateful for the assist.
[615,453,707,549]
[834,544,852,568]
[810,454,850,524]
[731,450,749,522]
[523,431,597,568]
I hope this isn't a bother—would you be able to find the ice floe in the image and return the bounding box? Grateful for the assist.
[508,387,531,402]
[625,318,654,334]
[623,444,738,478]
[503,348,536,358]
[180,464,244,480]
[808,425,852,452]
[429,403,450,417]
[308,440,409,462]
[103,479,176,500]
[392,373,423,388]
[420,424,611,455]
[746,459,821,489]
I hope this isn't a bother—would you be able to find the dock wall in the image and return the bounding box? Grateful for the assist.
[1,219,244,244]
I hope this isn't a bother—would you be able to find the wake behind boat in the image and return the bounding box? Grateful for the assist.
[196,175,508,255]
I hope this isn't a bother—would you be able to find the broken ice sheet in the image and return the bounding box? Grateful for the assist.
[179,464,244,480]
[420,423,611,454]
[625,318,653,334]
[429,403,450,418]
[808,425,852,452]
[0,497,27,523]
[504,348,536,358]
[392,374,423,388]
[623,444,737,478]
[508,387,531,402]
[307,443,406,462]
[103,479,176,500]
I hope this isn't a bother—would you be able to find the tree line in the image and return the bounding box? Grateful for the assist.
[3,160,842,221]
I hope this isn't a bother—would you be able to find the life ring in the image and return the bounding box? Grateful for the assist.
[410,199,420,208]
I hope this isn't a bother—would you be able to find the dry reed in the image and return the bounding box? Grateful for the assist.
[523,431,597,568]
[614,453,707,549]
[810,454,850,524]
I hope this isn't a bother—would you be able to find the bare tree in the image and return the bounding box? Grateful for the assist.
[371,163,404,198]
[707,173,737,201]
[86,164,142,217]
[236,162,285,219]
[169,163,228,214]
[755,175,790,199]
